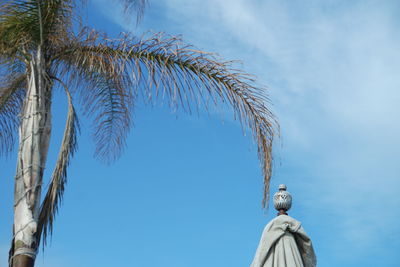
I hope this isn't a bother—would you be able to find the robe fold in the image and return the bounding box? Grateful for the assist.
[250,215,316,267]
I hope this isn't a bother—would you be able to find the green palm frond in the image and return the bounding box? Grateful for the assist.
[55,30,277,204]
[37,77,79,245]
[0,73,26,156]
[0,0,75,57]
[0,0,43,48]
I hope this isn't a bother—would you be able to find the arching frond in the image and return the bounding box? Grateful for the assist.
[55,30,277,205]
[54,31,133,162]
[0,73,26,156]
[120,0,147,22]
[73,71,132,162]
[37,78,79,245]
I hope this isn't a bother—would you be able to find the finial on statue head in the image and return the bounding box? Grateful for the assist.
[273,184,292,216]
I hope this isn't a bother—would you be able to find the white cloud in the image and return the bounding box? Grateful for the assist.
[94,0,400,259]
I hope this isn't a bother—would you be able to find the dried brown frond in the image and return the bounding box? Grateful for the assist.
[41,0,75,45]
[75,71,133,162]
[37,77,79,246]
[54,30,133,162]
[54,29,277,205]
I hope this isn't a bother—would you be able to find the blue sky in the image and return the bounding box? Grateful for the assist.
[1,0,400,266]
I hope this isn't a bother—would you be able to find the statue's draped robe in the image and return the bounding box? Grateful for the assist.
[250,215,316,267]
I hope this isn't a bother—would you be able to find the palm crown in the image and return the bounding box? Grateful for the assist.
[0,1,277,266]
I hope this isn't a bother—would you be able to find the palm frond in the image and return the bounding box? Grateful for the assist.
[120,0,147,22]
[40,0,75,47]
[55,30,277,205]
[0,73,26,156]
[77,71,132,162]
[37,77,79,245]
[0,0,41,51]
[0,0,75,58]
[53,30,133,163]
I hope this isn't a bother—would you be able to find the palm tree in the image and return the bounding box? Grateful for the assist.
[0,1,277,266]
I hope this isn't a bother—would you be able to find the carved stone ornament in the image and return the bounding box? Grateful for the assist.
[273,184,292,212]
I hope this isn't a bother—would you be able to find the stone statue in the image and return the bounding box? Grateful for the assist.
[250,185,317,267]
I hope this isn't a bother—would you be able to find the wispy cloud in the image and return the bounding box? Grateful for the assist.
[94,0,400,261]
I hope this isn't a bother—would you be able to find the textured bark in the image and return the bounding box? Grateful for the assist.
[10,49,52,267]
[11,255,34,267]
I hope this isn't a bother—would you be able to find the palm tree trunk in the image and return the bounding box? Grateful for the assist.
[10,48,52,267]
